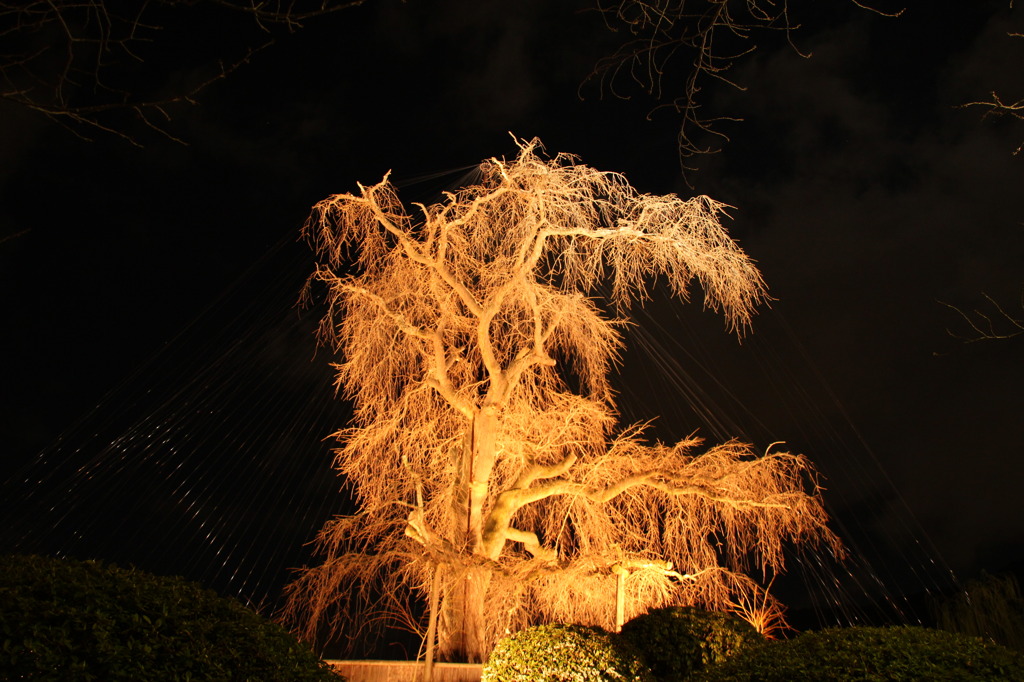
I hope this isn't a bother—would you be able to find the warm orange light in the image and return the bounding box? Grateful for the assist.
[283,137,840,662]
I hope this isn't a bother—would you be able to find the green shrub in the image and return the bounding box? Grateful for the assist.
[694,625,1024,681]
[619,606,763,681]
[0,554,341,681]
[482,623,653,682]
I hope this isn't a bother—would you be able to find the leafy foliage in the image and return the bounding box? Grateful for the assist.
[620,606,762,681]
[695,625,1024,681]
[0,554,340,681]
[481,623,653,682]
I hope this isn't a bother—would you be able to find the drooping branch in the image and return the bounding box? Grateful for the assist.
[484,439,823,562]
[522,470,795,509]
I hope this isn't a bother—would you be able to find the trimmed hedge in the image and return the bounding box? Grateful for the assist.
[482,623,653,682]
[0,554,341,681]
[620,606,763,681]
[695,625,1024,681]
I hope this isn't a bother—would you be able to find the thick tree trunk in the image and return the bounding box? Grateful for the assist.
[439,408,499,662]
[440,566,491,663]
[468,406,498,547]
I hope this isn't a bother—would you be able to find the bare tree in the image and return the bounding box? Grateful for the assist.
[587,0,902,170]
[282,138,840,662]
[0,0,365,144]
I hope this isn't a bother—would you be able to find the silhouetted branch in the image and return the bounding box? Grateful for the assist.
[0,0,366,144]
[586,0,903,175]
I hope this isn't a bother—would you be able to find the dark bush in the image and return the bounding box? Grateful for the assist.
[934,572,1024,652]
[0,554,341,681]
[619,606,763,681]
[481,622,653,682]
[695,625,1024,681]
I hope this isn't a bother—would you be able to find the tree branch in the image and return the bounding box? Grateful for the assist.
[504,527,558,561]
[0,0,366,144]
[586,0,902,173]
[516,470,793,510]
[941,293,1024,343]
[512,453,580,490]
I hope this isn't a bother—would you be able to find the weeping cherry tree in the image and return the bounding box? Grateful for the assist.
[282,138,840,662]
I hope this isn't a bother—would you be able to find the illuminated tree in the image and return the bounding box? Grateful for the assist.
[282,138,840,662]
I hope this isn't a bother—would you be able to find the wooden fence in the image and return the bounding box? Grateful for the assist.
[326,660,483,682]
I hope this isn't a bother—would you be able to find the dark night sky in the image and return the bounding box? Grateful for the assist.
[1,0,1022,623]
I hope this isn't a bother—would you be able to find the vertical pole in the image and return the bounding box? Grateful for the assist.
[423,563,441,682]
[612,564,628,632]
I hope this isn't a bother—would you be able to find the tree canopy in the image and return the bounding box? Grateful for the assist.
[282,138,840,661]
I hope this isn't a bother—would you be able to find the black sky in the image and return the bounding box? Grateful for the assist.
[1,0,1022,616]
